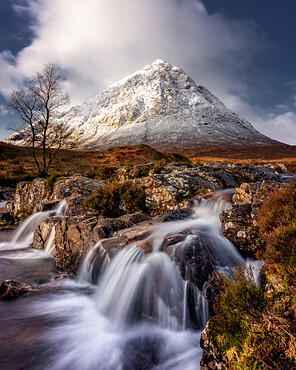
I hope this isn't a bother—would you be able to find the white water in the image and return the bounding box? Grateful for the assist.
[0,200,68,253]
[0,200,7,208]
[44,228,56,255]
[0,197,251,369]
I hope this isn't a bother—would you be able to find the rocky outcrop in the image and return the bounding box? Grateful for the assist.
[220,181,284,256]
[164,233,214,291]
[125,162,282,215]
[33,212,151,273]
[4,162,284,219]
[200,323,229,369]
[6,176,105,217]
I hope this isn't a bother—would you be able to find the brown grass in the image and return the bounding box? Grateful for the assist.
[189,144,296,163]
[0,142,188,186]
[1,141,296,187]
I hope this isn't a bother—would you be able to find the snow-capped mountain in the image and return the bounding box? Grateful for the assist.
[5,59,277,153]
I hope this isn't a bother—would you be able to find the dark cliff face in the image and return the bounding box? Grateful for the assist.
[5,59,278,153]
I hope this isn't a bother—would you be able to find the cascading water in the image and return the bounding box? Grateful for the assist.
[0,200,68,252]
[0,197,248,369]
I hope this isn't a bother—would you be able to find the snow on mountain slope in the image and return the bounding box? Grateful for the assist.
[5,59,277,153]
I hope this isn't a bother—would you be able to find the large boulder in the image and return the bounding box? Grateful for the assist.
[137,172,215,215]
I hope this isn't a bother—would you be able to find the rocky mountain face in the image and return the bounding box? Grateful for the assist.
[5,59,277,154]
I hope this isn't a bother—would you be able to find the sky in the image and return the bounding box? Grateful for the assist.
[0,0,295,144]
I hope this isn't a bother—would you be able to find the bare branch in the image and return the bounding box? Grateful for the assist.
[6,62,72,177]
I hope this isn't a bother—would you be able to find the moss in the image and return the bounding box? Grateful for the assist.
[44,173,65,195]
[210,266,296,369]
[287,161,296,173]
[96,165,116,180]
[257,182,296,284]
[209,183,296,369]
[84,181,147,217]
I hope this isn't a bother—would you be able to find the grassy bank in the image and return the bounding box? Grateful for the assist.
[209,182,296,369]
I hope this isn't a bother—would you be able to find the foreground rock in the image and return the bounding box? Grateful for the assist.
[0,280,37,300]
[33,212,151,274]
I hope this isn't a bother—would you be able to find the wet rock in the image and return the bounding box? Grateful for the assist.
[0,280,37,300]
[200,323,229,369]
[33,211,151,274]
[164,233,214,291]
[52,215,98,274]
[161,208,193,222]
[114,220,155,250]
[36,200,60,212]
[33,218,57,251]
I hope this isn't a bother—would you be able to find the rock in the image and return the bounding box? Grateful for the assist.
[0,187,15,201]
[51,177,105,200]
[32,211,151,274]
[164,233,214,290]
[13,179,47,216]
[33,218,57,251]
[138,171,215,215]
[0,211,15,225]
[9,176,105,217]
[220,181,284,256]
[36,200,60,212]
[114,220,155,250]
[50,215,99,274]
[0,280,37,300]
[200,323,229,369]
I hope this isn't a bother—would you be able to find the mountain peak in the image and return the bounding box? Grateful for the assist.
[150,59,173,68]
[5,60,277,153]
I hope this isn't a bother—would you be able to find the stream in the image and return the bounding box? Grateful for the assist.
[0,197,248,370]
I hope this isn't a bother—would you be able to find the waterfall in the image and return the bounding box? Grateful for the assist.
[0,196,249,369]
[0,200,68,252]
[44,228,56,256]
[78,240,111,284]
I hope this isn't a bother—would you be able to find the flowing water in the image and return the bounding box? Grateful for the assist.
[0,197,249,370]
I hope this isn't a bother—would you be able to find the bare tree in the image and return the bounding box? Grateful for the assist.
[8,63,72,177]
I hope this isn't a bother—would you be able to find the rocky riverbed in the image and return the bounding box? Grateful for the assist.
[0,161,294,369]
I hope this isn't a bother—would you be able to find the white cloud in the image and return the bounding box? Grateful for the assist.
[1,0,260,100]
[0,0,295,144]
[221,93,296,145]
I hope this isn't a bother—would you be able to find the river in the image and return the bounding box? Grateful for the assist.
[0,197,246,370]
